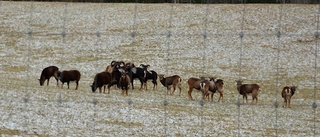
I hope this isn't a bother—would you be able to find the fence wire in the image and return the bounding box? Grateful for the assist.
[0,1,319,137]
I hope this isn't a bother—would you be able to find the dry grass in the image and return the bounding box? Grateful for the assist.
[0,1,319,136]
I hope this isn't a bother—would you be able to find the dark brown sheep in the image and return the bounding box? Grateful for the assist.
[91,71,113,94]
[159,74,182,96]
[235,80,260,104]
[39,66,59,86]
[58,70,81,90]
[282,86,297,108]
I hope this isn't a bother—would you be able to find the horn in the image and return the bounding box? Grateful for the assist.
[119,61,125,66]
[140,64,146,67]
[111,61,116,66]
[126,62,135,67]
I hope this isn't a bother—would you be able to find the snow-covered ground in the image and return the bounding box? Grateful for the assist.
[0,1,319,136]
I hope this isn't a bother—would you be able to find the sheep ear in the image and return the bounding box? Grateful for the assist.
[235,80,242,82]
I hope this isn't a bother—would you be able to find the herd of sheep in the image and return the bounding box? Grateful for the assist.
[38,61,297,108]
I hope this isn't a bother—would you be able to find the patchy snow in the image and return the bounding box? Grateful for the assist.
[0,1,319,136]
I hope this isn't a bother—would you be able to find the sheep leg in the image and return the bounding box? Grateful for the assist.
[152,80,157,90]
[47,78,50,86]
[103,86,106,93]
[246,95,249,104]
[67,82,70,89]
[255,97,258,104]
[206,93,209,101]
[130,79,135,90]
[287,96,291,108]
[139,78,144,91]
[288,97,291,108]
[283,98,287,108]
[243,95,248,104]
[188,88,194,100]
[242,96,245,104]
[139,83,143,90]
[145,81,148,90]
[218,90,223,102]
[251,96,257,105]
[171,85,176,95]
[202,89,209,101]
[99,87,102,93]
[254,90,259,104]
[75,81,79,90]
[178,84,182,96]
[251,96,254,105]
[54,73,59,87]
[202,92,206,101]
[107,84,112,94]
[251,94,256,105]
[126,87,128,96]
[211,93,214,102]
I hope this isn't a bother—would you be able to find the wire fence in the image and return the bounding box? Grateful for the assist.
[0,1,319,136]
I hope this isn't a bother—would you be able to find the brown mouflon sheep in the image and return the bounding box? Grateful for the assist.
[206,78,224,102]
[39,66,59,86]
[282,86,297,108]
[187,77,208,100]
[119,68,131,96]
[159,74,182,96]
[58,70,81,90]
[235,80,260,104]
[91,71,113,94]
